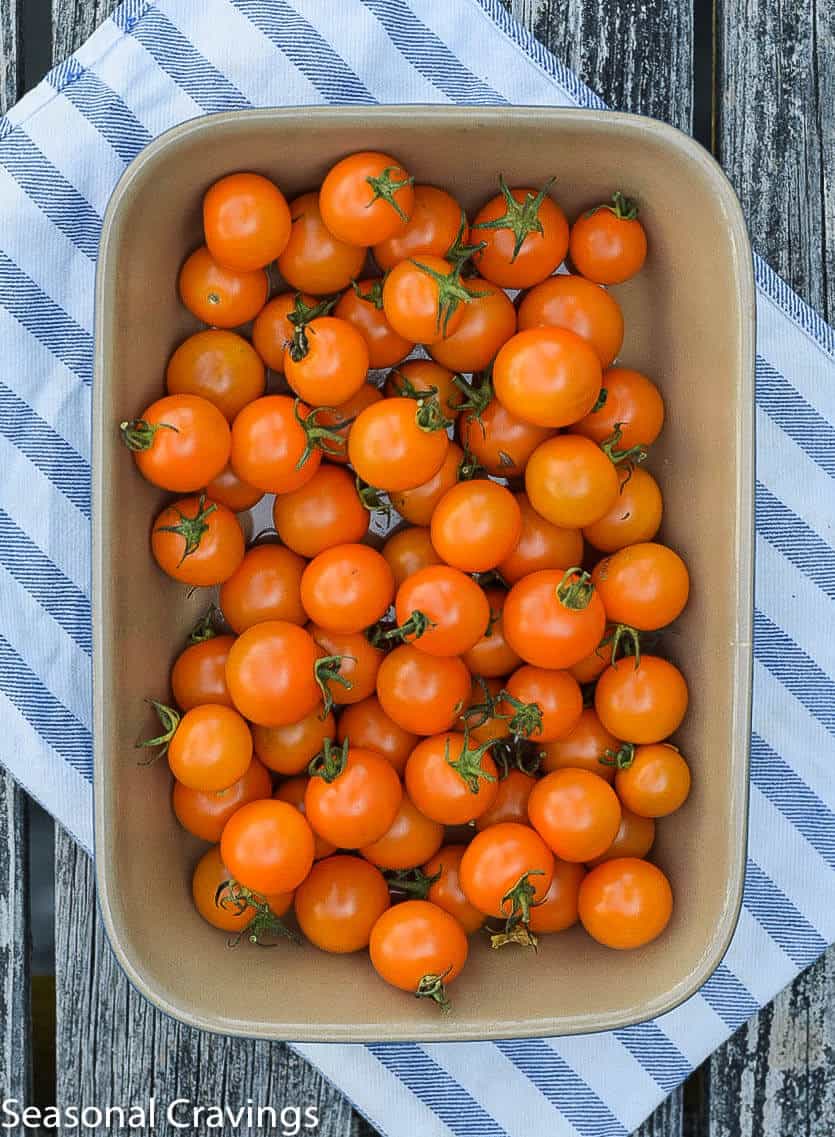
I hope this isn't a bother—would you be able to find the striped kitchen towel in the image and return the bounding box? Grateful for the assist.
[1,2,834,1134]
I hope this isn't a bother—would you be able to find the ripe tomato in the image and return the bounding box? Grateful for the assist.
[569,194,648,285]
[503,569,606,670]
[192,845,292,934]
[385,359,461,424]
[284,316,369,407]
[424,845,485,935]
[430,480,522,573]
[313,382,382,466]
[173,756,272,843]
[274,776,336,859]
[376,646,471,736]
[178,245,268,327]
[369,900,468,1009]
[337,695,418,776]
[587,808,655,866]
[389,442,463,527]
[525,434,619,528]
[166,330,265,421]
[540,707,619,782]
[382,255,469,344]
[171,633,235,711]
[460,822,554,926]
[220,798,315,894]
[206,464,264,513]
[517,273,624,368]
[428,277,517,373]
[305,741,403,848]
[583,467,663,553]
[475,769,537,830]
[277,191,365,293]
[121,394,230,493]
[615,743,691,818]
[295,855,390,953]
[151,495,244,586]
[301,543,394,634]
[320,151,414,246]
[251,291,315,373]
[310,624,383,706]
[348,396,449,492]
[528,768,622,862]
[595,655,689,743]
[219,544,306,633]
[501,665,583,742]
[579,858,672,949]
[462,587,522,678]
[493,327,602,429]
[497,493,583,585]
[252,707,336,775]
[573,366,665,449]
[472,178,568,288]
[462,676,510,748]
[203,172,291,271]
[592,542,690,630]
[394,566,490,657]
[568,639,613,684]
[225,620,323,727]
[360,795,444,871]
[230,396,324,494]
[458,395,552,479]
[159,703,253,792]
[382,526,443,589]
[528,859,586,934]
[373,184,462,270]
[405,732,499,825]
[273,465,368,558]
[335,278,413,369]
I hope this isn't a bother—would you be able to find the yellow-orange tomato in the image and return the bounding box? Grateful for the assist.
[390,442,464,527]
[475,769,537,830]
[167,704,253,793]
[500,665,583,743]
[310,624,384,707]
[205,464,264,513]
[334,278,414,369]
[166,330,265,421]
[595,655,689,744]
[382,256,468,345]
[494,327,602,429]
[348,396,450,493]
[540,708,619,782]
[284,315,369,408]
[151,495,245,587]
[573,366,665,450]
[430,480,522,573]
[369,900,468,1007]
[517,274,624,367]
[252,708,336,776]
[615,743,691,818]
[278,191,365,294]
[424,845,485,935]
[527,768,622,863]
[203,172,291,272]
[294,855,391,953]
[337,695,418,776]
[273,464,368,559]
[171,634,235,711]
[173,757,272,843]
[428,277,517,373]
[587,808,655,866]
[472,180,569,289]
[219,544,307,633]
[525,434,619,529]
[319,151,414,247]
[381,527,443,590]
[578,858,672,949]
[301,544,394,634]
[220,798,315,895]
[457,396,552,479]
[592,542,690,631]
[123,394,231,493]
[373,184,462,270]
[192,845,292,934]
[528,859,586,934]
[178,245,268,328]
[583,467,663,553]
[569,195,648,285]
[360,795,445,871]
[497,493,584,585]
[251,291,315,373]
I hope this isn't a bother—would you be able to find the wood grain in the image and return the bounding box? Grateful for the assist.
[0,0,19,111]
[0,772,31,1105]
[51,0,120,63]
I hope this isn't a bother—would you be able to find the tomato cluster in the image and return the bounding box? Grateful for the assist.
[123,153,687,1014]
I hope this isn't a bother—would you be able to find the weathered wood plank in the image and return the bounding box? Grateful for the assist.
[0,772,31,1105]
[51,0,120,63]
[0,0,19,111]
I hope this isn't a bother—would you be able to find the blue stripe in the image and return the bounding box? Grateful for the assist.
[756,482,835,600]
[754,609,835,739]
[48,64,153,166]
[0,132,102,262]
[700,962,759,1031]
[0,251,94,388]
[0,633,92,779]
[496,1040,628,1137]
[757,356,835,479]
[367,1044,508,1137]
[744,859,827,969]
[362,0,508,105]
[110,0,152,34]
[750,733,835,871]
[232,0,377,105]
[613,1022,691,1093]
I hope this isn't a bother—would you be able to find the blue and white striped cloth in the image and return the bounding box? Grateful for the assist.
[1,2,833,1133]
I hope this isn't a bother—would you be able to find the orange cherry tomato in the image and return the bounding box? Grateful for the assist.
[252,708,336,776]
[501,665,583,743]
[284,316,369,407]
[178,245,268,328]
[389,442,463,527]
[274,776,336,859]
[424,845,485,935]
[382,255,468,344]
[428,277,517,373]
[527,768,622,862]
[503,569,607,670]
[497,493,584,585]
[203,172,291,272]
[171,633,235,711]
[348,396,450,493]
[369,900,468,1009]
[376,646,471,737]
[517,274,624,367]
[273,465,368,558]
[151,495,245,586]
[583,467,663,553]
[173,756,272,843]
[334,278,414,369]
[381,526,443,589]
[462,587,523,678]
[405,731,499,825]
[165,703,253,792]
[166,330,265,421]
[394,566,490,658]
[313,382,383,466]
[615,743,691,818]
[587,808,655,866]
[205,464,264,513]
[472,179,568,289]
[573,366,665,450]
[310,624,383,707]
[192,845,292,934]
[568,639,613,685]
[592,542,690,631]
[295,855,390,953]
[595,655,689,744]
[385,358,462,424]
[301,543,394,634]
[337,695,418,776]
[220,798,315,894]
[122,394,231,493]
[493,327,602,429]
[251,291,313,373]
[225,620,323,727]
[278,191,365,293]
[360,795,445,871]
[305,742,403,848]
[320,151,414,247]
[458,395,552,479]
[569,194,648,285]
[528,859,586,934]
[525,434,619,528]
[578,858,672,949]
[459,821,554,919]
[475,769,536,830]
[230,395,323,494]
[373,184,462,270]
[540,707,619,783]
[219,544,306,633]
[430,480,522,573]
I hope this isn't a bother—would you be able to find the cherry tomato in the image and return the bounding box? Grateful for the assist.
[278,191,365,293]
[203,172,291,271]
[251,291,314,373]
[220,798,315,894]
[503,569,606,670]
[252,708,336,776]
[475,769,536,830]
[382,526,443,589]
[540,707,619,782]
[171,633,235,711]
[320,151,414,246]
[205,464,264,513]
[583,467,663,553]
[462,587,522,678]
[594,655,689,744]
[310,624,383,707]
[335,278,414,369]
[300,544,394,634]
[348,396,449,493]
[462,676,510,748]
[424,845,485,935]
[313,382,383,466]
[295,855,390,953]
[151,495,245,586]
[527,768,622,862]
[587,808,655,866]
[430,480,522,573]
[369,900,468,1010]
[373,184,462,270]
[497,493,584,585]
[284,316,369,407]
[528,859,586,934]
[501,665,583,743]
[592,542,690,630]
[405,732,499,825]
[225,620,323,727]
[173,756,272,843]
[428,277,517,373]
[459,822,554,921]
[219,544,306,633]
[493,327,602,429]
[337,695,418,776]
[578,858,672,949]
[164,703,253,792]
[272,465,367,559]
[573,367,665,450]
[385,358,462,424]
[376,646,471,736]
[192,845,292,934]
[178,245,268,328]
[458,395,552,479]
[121,394,230,493]
[230,396,322,494]
[166,330,265,421]
[472,178,568,288]
[360,795,445,871]
[305,741,403,848]
[517,274,624,367]
[568,638,613,685]
[389,442,463,527]
[394,566,490,657]
[525,434,619,528]
[569,194,648,285]
[615,743,691,818]
[382,255,468,344]
[274,776,336,859]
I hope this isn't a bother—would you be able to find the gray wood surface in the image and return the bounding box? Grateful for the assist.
[51,0,119,63]
[0,774,31,1106]
[0,0,17,110]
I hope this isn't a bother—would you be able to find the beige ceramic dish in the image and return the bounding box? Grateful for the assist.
[93,107,754,1042]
